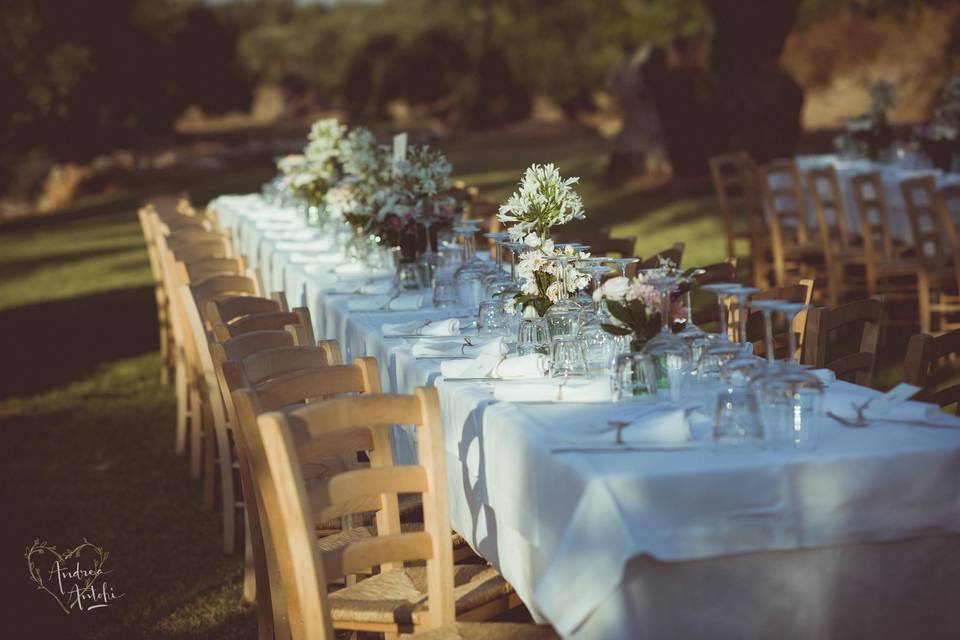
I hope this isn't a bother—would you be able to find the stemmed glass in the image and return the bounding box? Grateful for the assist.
[755,302,825,449]
[640,268,693,401]
[676,269,718,361]
[544,254,584,338]
[577,259,624,375]
[483,232,512,284]
[501,241,528,289]
[607,257,639,278]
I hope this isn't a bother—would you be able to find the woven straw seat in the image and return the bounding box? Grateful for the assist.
[409,621,559,640]
[316,523,467,554]
[329,564,511,627]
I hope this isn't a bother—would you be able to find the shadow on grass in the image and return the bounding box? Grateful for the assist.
[0,286,158,400]
[0,246,141,281]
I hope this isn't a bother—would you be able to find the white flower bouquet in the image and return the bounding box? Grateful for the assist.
[498,163,585,242]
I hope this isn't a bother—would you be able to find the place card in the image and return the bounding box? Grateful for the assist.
[392,132,407,174]
[867,382,921,414]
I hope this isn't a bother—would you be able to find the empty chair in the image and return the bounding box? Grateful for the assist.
[226,353,377,636]
[180,279,315,552]
[213,308,316,345]
[802,297,884,388]
[758,160,822,289]
[903,177,959,334]
[850,172,920,325]
[904,328,960,414]
[708,150,756,260]
[806,166,865,306]
[254,389,539,638]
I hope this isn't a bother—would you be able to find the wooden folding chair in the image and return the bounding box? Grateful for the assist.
[180,282,314,550]
[254,390,545,639]
[708,150,755,260]
[806,166,866,306]
[849,171,920,326]
[802,297,884,388]
[903,177,958,334]
[904,328,960,414]
[758,160,822,289]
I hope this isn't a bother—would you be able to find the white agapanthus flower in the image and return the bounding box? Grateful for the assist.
[515,241,590,303]
[498,163,585,242]
[393,145,455,222]
[304,118,347,170]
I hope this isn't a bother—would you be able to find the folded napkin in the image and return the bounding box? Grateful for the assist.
[556,406,690,445]
[330,280,395,295]
[413,337,505,359]
[441,353,547,379]
[383,318,460,336]
[255,220,302,230]
[274,239,334,252]
[824,389,941,422]
[348,294,423,312]
[334,262,367,275]
[493,378,612,403]
[287,252,344,265]
[264,229,315,241]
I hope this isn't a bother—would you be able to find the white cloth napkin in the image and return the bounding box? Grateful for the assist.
[412,337,505,358]
[554,406,690,445]
[264,228,315,241]
[348,294,423,312]
[331,280,394,295]
[334,262,367,275]
[441,353,548,379]
[493,378,612,403]
[255,220,302,231]
[287,251,343,264]
[824,389,942,422]
[383,318,460,336]
[274,239,334,253]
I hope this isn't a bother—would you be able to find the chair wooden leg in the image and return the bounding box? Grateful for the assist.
[174,357,189,455]
[918,271,932,335]
[158,315,170,386]
[243,508,256,603]
[190,384,204,479]
[218,426,237,554]
[202,402,216,510]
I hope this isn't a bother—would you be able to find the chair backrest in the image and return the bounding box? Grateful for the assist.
[688,259,739,327]
[759,160,810,287]
[851,171,896,262]
[708,150,753,258]
[901,176,949,269]
[806,166,854,255]
[935,184,960,288]
[175,256,245,285]
[212,308,316,345]
[207,295,283,328]
[254,389,453,638]
[802,296,883,387]
[904,329,960,414]
[745,279,815,360]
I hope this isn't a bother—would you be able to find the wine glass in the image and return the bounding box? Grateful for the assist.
[756,302,825,450]
[607,257,639,278]
[640,268,693,402]
[676,269,718,362]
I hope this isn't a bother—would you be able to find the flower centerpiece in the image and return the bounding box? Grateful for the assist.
[847,80,895,160]
[277,118,347,209]
[332,127,393,233]
[595,266,690,351]
[379,145,456,259]
[497,164,589,317]
[918,75,960,171]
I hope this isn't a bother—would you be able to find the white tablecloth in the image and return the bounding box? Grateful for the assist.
[211,194,960,639]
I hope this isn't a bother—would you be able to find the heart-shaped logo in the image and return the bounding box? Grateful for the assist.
[25,539,122,613]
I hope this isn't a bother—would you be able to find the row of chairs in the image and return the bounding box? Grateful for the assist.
[710,152,960,334]
[137,195,556,639]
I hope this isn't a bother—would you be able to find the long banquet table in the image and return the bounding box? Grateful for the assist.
[213,194,960,639]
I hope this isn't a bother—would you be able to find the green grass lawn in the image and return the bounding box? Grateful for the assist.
[0,124,912,637]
